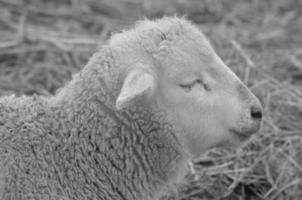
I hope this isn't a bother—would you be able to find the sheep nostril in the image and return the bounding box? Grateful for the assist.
[251,106,262,119]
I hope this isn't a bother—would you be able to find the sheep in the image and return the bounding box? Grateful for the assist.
[0,17,263,200]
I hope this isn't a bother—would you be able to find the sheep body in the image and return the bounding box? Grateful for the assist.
[0,17,262,200]
[0,91,185,200]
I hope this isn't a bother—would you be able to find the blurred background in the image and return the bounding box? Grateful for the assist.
[0,0,301,199]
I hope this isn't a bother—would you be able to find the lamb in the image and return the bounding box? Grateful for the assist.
[0,17,263,200]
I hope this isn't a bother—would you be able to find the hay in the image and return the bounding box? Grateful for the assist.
[0,0,301,199]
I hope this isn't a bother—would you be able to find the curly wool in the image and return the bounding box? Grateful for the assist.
[0,17,200,200]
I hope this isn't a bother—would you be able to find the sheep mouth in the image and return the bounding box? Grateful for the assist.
[229,129,252,141]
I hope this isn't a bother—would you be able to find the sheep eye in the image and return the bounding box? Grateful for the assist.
[179,83,194,92]
[179,79,210,92]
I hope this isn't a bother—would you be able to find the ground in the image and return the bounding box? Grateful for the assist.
[0,0,301,199]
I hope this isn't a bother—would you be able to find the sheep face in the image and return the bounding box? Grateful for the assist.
[115,18,262,159]
[153,29,263,158]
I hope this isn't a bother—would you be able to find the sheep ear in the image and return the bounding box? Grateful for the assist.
[116,67,156,110]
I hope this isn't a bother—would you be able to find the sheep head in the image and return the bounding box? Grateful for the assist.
[113,17,262,159]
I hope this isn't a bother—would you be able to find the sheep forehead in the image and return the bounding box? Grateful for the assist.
[154,19,215,61]
[108,17,217,77]
[142,17,211,48]
[109,17,211,51]
[135,18,216,69]
[159,38,217,79]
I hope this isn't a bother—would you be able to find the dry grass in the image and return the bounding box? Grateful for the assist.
[0,0,301,199]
